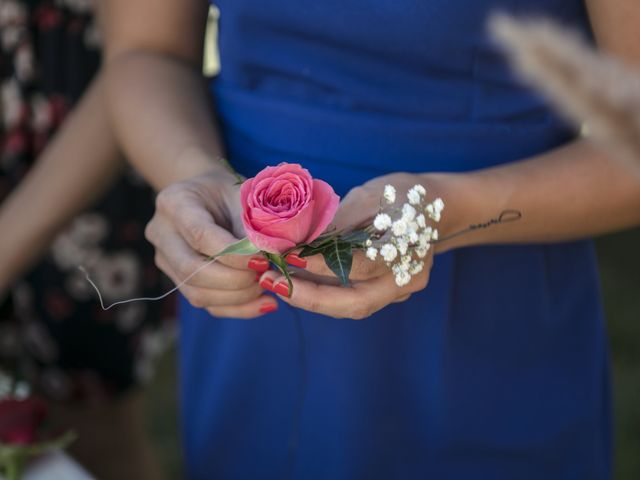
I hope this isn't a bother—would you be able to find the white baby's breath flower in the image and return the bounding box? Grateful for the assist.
[400,255,412,266]
[408,230,419,244]
[380,243,398,262]
[432,229,439,241]
[416,214,426,229]
[416,244,430,258]
[413,184,427,196]
[433,198,445,212]
[418,232,430,247]
[407,188,421,205]
[396,238,409,255]
[366,247,378,261]
[392,219,407,236]
[365,238,372,247]
[383,184,396,204]
[401,203,417,222]
[395,271,412,287]
[409,261,424,275]
[374,213,392,231]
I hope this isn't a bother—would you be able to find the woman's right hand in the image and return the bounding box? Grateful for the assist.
[145,170,278,318]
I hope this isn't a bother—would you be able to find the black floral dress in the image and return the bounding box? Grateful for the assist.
[0,0,175,403]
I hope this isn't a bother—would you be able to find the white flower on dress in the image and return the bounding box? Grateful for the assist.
[116,303,147,333]
[15,44,34,82]
[365,247,378,261]
[31,94,52,132]
[1,79,23,129]
[22,321,59,363]
[92,252,141,302]
[0,1,25,24]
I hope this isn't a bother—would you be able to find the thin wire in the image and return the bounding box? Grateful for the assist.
[79,256,219,311]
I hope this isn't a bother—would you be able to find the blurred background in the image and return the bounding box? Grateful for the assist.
[1,4,638,480]
[143,228,640,480]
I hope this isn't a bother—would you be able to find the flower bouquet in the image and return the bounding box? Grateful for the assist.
[211,162,445,291]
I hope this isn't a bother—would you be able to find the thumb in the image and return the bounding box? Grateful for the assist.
[331,186,378,231]
[169,193,253,271]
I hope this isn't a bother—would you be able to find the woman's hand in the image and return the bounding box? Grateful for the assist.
[145,170,279,318]
[260,172,438,319]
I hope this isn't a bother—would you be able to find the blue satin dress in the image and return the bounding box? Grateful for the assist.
[180,1,611,478]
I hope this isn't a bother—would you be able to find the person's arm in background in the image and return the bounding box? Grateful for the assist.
[100,0,277,318]
[0,76,122,295]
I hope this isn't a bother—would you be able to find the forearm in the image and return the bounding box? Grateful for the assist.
[104,52,233,191]
[0,76,122,292]
[430,139,640,252]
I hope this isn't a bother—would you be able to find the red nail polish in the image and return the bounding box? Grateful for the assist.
[285,253,307,269]
[273,281,290,297]
[259,303,278,314]
[248,257,269,273]
[255,272,262,281]
[259,277,274,290]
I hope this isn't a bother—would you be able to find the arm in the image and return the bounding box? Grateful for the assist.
[100,0,229,190]
[431,0,640,251]
[0,76,122,294]
[100,0,277,318]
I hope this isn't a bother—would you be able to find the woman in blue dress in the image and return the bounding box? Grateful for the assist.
[102,0,640,478]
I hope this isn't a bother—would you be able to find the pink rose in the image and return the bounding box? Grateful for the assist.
[240,163,340,253]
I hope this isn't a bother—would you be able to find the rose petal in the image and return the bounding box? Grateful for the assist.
[305,179,340,243]
[260,199,315,245]
[243,217,298,253]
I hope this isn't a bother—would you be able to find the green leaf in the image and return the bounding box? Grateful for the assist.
[321,238,354,286]
[299,243,327,258]
[339,229,370,246]
[206,237,259,261]
[264,253,294,295]
[0,431,77,462]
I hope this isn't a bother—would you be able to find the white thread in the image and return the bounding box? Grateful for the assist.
[79,256,219,311]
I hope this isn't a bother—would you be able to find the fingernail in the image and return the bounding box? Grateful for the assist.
[285,253,307,269]
[259,303,278,314]
[273,281,290,297]
[259,277,274,291]
[248,257,269,273]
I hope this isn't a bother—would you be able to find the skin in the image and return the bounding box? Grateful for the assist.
[0,76,121,296]
[104,0,640,320]
[0,11,167,480]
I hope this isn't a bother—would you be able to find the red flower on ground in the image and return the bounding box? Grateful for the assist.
[0,397,48,445]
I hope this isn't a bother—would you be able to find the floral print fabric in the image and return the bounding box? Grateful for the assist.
[0,0,175,403]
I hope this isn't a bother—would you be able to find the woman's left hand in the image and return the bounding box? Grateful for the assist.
[260,172,436,319]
